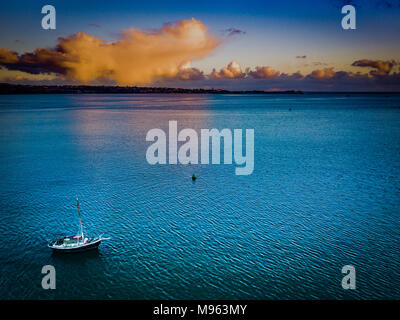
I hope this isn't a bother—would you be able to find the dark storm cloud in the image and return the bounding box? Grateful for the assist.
[0,48,67,75]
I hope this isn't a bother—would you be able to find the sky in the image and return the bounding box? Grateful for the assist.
[0,0,399,91]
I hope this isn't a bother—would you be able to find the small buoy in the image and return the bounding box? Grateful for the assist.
[192,174,197,181]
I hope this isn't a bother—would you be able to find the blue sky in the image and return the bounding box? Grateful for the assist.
[0,0,399,90]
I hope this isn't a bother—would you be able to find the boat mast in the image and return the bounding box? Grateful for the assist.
[76,197,84,240]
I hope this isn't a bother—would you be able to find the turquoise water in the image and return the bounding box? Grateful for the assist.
[0,93,399,299]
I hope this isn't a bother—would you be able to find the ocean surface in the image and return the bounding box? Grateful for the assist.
[0,93,399,299]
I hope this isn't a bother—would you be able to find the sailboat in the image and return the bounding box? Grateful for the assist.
[48,198,104,253]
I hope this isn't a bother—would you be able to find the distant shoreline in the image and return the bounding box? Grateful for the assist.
[0,83,399,95]
[0,83,303,95]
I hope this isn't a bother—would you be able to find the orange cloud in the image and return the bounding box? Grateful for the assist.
[309,68,336,79]
[0,18,219,85]
[170,61,205,80]
[210,61,246,79]
[352,59,395,75]
[0,48,19,64]
[247,66,280,79]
